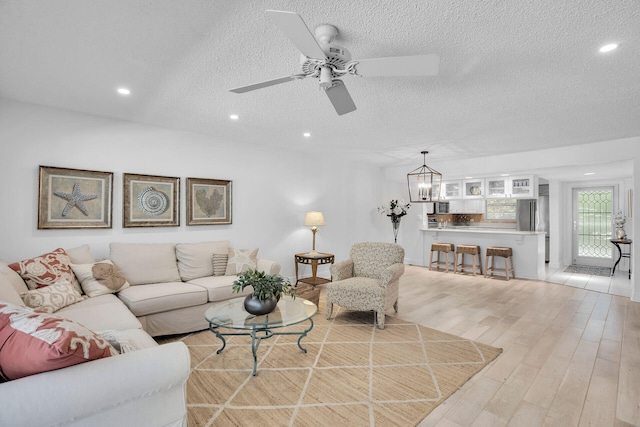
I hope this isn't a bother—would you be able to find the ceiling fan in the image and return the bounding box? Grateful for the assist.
[229,10,440,115]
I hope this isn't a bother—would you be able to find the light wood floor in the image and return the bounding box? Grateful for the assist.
[378,265,640,427]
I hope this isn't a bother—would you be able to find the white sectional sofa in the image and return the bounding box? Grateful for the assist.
[0,241,280,427]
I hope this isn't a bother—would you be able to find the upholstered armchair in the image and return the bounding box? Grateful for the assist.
[326,242,405,329]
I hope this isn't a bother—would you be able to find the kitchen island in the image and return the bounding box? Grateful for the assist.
[421,227,546,280]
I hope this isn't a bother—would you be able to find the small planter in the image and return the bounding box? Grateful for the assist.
[244,293,278,315]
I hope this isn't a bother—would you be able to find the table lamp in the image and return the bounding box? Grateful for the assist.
[304,211,325,255]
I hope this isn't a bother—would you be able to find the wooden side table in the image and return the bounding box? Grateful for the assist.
[294,253,334,287]
[610,239,632,279]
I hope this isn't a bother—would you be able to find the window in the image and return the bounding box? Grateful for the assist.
[486,198,517,221]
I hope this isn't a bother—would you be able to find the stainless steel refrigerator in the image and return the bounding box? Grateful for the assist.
[517,186,550,262]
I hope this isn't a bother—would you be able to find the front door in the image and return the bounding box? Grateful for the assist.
[572,187,614,267]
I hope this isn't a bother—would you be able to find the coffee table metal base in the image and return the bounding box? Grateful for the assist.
[209,318,314,376]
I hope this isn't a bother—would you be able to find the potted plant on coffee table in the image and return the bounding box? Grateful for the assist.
[232,268,295,315]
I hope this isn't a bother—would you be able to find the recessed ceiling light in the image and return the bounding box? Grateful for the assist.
[500,174,510,177]
[116,87,131,95]
[584,172,595,176]
[599,43,618,53]
[303,132,311,138]
[465,176,473,179]
[229,114,239,120]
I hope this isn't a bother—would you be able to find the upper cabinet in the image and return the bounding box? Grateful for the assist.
[441,180,462,199]
[486,175,537,198]
[463,178,484,199]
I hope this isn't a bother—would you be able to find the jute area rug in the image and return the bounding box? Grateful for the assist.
[178,304,502,427]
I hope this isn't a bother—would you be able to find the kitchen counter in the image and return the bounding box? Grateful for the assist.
[421,227,546,280]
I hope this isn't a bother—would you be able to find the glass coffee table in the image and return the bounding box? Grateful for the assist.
[204,296,317,375]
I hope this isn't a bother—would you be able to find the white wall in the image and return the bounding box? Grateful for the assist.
[0,99,389,280]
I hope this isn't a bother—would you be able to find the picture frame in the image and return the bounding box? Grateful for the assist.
[187,177,232,225]
[123,173,180,227]
[38,166,113,229]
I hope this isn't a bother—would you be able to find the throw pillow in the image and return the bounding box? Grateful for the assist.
[0,302,117,381]
[212,253,229,276]
[19,281,85,313]
[225,248,258,275]
[64,244,95,265]
[8,248,81,292]
[70,260,130,297]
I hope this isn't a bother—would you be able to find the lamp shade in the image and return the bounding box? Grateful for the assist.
[304,211,325,227]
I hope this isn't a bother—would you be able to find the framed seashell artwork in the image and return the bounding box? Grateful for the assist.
[123,173,180,227]
[186,177,232,225]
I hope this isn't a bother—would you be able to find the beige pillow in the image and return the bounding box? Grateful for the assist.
[65,244,95,265]
[175,241,229,281]
[225,248,258,275]
[109,243,181,285]
[212,253,228,276]
[71,260,130,297]
[19,281,85,313]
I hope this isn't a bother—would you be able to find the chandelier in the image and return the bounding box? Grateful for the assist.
[406,151,442,203]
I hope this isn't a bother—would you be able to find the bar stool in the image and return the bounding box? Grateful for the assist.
[429,243,455,272]
[484,247,514,280]
[455,244,483,276]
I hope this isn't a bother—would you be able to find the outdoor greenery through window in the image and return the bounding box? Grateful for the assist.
[486,198,517,221]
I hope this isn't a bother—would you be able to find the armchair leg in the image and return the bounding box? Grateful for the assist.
[326,302,333,320]
[375,310,385,329]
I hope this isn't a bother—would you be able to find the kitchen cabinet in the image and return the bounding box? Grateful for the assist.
[485,175,537,198]
[448,199,485,213]
[441,180,462,199]
[463,179,484,199]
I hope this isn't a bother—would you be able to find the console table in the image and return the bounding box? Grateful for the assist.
[294,252,334,286]
[610,239,632,279]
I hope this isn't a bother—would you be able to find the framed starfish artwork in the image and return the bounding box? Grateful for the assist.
[38,166,113,229]
[123,173,180,227]
[186,177,232,225]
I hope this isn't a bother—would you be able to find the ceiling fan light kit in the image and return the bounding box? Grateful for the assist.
[229,10,439,115]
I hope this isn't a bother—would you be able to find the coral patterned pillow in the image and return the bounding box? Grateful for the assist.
[8,248,81,292]
[0,302,117,381]
[19,281,85,313]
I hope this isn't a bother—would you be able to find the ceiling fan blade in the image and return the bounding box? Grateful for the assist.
[324,80,357,116]
[354,54,440,76]
[230,74,306,93]
[265,10,327,60]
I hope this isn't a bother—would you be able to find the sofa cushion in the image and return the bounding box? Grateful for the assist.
[65,244,95,264]
[110,242,181,285]
[175,240,229,281]
[56,294,143,332]
[8,248,81,292]
[0,262,28,306]
[19,281,85,313]
[188,275,252,302]
[71,260,130,297]
[117,282,208,317]
[225,247,258,275]
[0,302,117,381]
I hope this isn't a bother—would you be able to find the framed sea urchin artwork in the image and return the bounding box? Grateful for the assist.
[123,173,180,227]
[38,166,113,229]
[186,177,232,225]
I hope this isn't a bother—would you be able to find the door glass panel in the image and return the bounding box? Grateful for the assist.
[575,188,613,261]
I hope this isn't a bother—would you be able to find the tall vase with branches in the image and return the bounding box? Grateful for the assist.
[378,199,410,243]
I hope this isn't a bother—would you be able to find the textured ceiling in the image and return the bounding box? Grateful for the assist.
[1,0,639,171]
